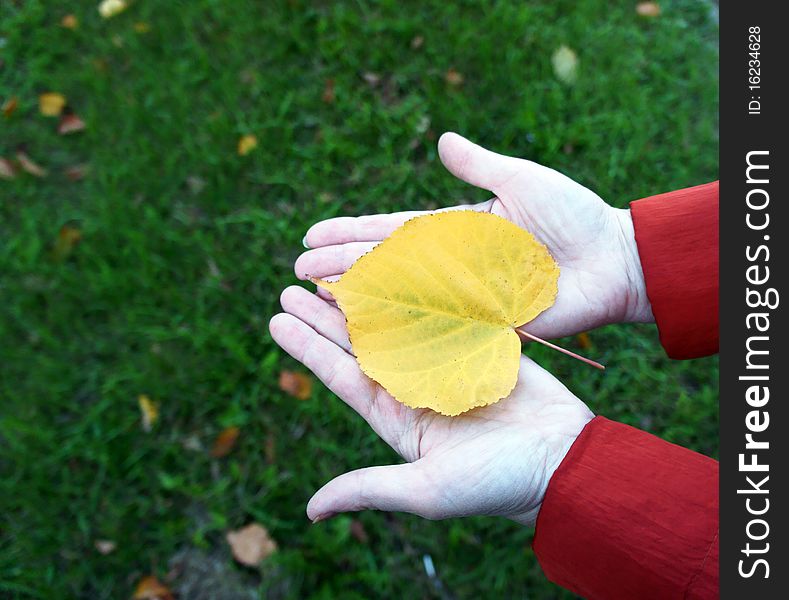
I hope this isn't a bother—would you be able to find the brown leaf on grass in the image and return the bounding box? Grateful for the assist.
[94,539,116,555]
[138,394,159,432]
[210,426,240,458]
[39,92,66,117]
[362,72,381,87]
[264,436,276,464]
[321,78,336,104]
[2,96,18,118]
[237,134,258,156]
[278,371,312,400]
[133,22,151,34]
[58,113,86,135]
[61,14,79,29]
[64,163,90,181]
[226,523,277,567]
[444,68,464,87]
[51,222,83,262]
[0,157,16,179]
[576,332,592,350]
[132,575,174,600]
[636,2,661,17]
[186,175,205,195]
[16,151,48,177]
[410,35,424,49]
[350,519,369,544]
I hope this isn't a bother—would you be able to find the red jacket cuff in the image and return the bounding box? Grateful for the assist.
[533,416,719,600]
[630,182,719,359]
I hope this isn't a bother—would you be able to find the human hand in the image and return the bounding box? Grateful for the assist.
[269,286,594,525]
[295,132,653,339]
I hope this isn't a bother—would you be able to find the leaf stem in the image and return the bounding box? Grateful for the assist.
[515,328,606,371]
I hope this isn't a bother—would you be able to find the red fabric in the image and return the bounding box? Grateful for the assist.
[532,183,720,598]
[533,417,719,600]
[630,181,719,359]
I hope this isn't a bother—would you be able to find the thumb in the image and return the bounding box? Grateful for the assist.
[307,463,437,521]
[438,132,522,193]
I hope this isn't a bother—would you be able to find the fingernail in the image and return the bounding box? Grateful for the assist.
[311,512,335,524]
[302,235,310,249]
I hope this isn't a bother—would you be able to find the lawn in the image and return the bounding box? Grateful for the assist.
[1,1,718,598]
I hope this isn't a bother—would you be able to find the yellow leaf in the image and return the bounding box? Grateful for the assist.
[226,523,277,567]
[316,211,559,416]
[39,92,66,117]
[237,134,258,156]
[98,0,129,19]
[210,426,240,457]
[133,21,151,34]
[551,45,579,85]
[138,394,159,432]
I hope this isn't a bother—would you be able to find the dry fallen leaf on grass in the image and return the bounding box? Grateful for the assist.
[226,523,277,567]
[636,2,661,17]
[64,163,90,181]
[0,157,15,179]
[210,426,240,458]
[39,92,66,117]
[52,222,83,262]
[444,68,464,87]
[61,14,79,29]
[58,113,87,135]
[314,211,560,416]
[576,332,592,350]
[278,370,312,400]
[237,134,258,156]
[16,151,48,177]
[98,0,129,19]
[350,519,369,544]
[551,45,579,85]
[2,96,18,118]
[132,575,173,600]
[94,539,116,555]
[321,78,336,104]
[138,394,159,432]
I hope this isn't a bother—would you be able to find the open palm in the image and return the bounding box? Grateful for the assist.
[270,286,593,525]
[295,132,653,339]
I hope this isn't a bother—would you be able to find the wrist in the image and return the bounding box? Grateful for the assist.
[508,410,595,527]
[613,207,654,323]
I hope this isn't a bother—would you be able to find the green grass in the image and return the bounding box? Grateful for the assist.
[1,1,718,598]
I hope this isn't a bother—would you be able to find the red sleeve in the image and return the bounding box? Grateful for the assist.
[533,417,719,600]
[630,182,719,359]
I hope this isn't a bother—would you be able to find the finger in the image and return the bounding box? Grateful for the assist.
[438,132,525,192]
[315,274,340,303]
[269,313,372,415]
[279,286,351,352]
[307,463,437,521]
[303,200,493,248]
[294,241,378,280]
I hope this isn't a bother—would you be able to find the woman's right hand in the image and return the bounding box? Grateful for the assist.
[295,132,654,340]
